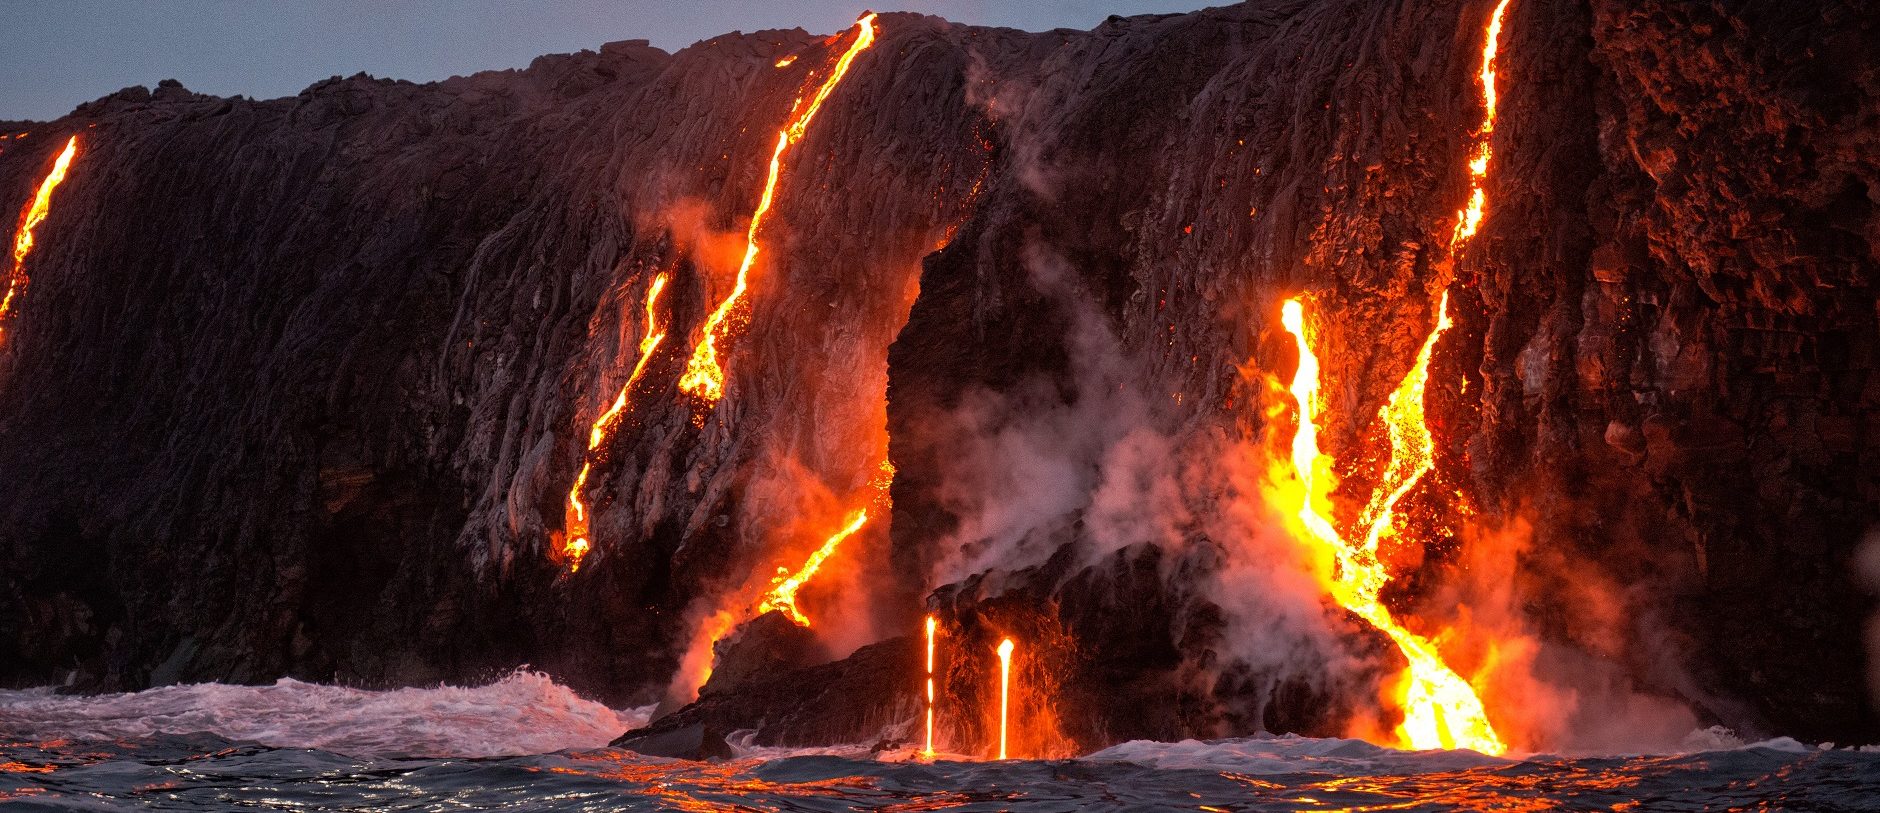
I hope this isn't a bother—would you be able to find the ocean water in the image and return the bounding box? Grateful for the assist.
[3,673,1877,811]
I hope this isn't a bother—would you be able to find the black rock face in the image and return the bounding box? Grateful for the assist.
[1,0,1876,750]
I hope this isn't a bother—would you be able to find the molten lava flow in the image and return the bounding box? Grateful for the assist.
[1451,0,1512,248]
[678,459,890,699]
[1278,299,1505,755]
[755,508,869,626]
[1356,293,1455,554]
[995,638,1015,760]
[1257,0,1518,754]
[678,13,878,407]
[561,272,670,570]
[924,615,938,758]
[1,136,79,341]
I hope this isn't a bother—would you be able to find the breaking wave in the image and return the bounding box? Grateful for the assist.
[0,670,646,758]
[5,679,1879,810]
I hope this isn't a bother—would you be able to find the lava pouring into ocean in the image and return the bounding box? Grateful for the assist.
[678,13,878,407]
[1,136,78,344]
[1259,0,1518,753]
[924,615,938,758]
[1277,298,1503,754]
[560,272,670,570]
[995,637,1015,760]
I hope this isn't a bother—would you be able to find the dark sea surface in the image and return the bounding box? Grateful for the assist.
[4,675,1877,811]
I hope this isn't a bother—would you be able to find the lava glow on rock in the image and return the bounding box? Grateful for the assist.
[1277,297,1503,755]
[678,13,878,407]
[756,508,869,627]
[560,272,670,570]
[1451,0,1511,248]
[17,0,1866,786]
[0,136,78,343]
[1256,0,1519,754]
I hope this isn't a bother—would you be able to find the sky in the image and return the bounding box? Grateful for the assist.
[0,1,1216,121]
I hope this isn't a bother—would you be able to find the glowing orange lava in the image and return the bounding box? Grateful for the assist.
[562,272,670,570]
[756,508,869,626]
[1357,293,1455,555]
[1277,298,1503,754]
[1,136,79,342]
[677,458,891,700]
[995,638,1015,760]
[924,615,938,758]
[1263,0,1516,752]
[1451,0,1511,248]
[678,13,878,406]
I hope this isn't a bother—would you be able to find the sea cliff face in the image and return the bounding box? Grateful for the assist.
[1,0,1875,750]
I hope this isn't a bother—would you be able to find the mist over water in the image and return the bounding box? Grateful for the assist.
[4,675,1877,811]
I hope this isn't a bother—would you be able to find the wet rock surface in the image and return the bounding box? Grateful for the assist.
[613,722,735,761]
[1,0,1876,748]
[615,634,919,750]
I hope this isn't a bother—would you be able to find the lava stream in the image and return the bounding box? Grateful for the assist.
[756,508,869,626]
[995,637,1014,760]
[678,461,893,700]
[561,272,670,570]
[1450,0,1511,249]
[1,136,79,342]
[924,615,938,758]
[1279,299,1504,755]
[1356,293,1455,554]
[677,13,878,406]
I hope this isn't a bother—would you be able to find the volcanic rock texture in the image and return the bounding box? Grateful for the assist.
[2,0,1876,749]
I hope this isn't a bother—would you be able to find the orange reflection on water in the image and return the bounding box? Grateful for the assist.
[540,751,979,811]
[0,762,52,774]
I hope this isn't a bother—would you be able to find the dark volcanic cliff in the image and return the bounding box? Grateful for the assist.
[2,0,1877,752]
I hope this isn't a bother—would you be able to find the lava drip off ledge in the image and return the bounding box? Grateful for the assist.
[0,0,1876,754]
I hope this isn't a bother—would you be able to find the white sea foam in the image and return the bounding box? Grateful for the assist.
[0,670,647,758]
[1085,734,1509,775]
[1083,728,1855,775]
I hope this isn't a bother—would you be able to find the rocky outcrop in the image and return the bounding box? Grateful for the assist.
[2,0,1876,749]
[1469,0,1880,743]
[613,624,919,751]
[885,0,1880,747]
[0,16,992,704]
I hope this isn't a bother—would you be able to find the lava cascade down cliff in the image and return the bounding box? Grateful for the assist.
[0,0,1876,753]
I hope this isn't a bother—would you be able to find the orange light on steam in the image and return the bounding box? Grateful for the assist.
[1,135,79,341]
[678,13,878,407]
[924,615,938,758]
[1277,298,1504,755]
[756,508,869,626]
[561,272,670,570]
